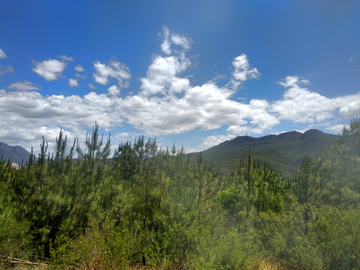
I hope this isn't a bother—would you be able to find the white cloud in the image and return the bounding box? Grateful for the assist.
[107,85,120,96]
[7,80,40,91]
[112,132,137,144]
[199,134,236,150]
[226,99,280,137]
[271,76,334,123]
[59,54,74,62]
[139,53,191,96]
[171,34,191,50]
[2,27,360,155]
[270,75,360,126]
[336,93,360,118]
[93,59,131,89]
[32,59,67,81]
[230,54,261,90]
[0,49,7,59]
[0,64,14,76]
[326,124,349,134]
[160,26,192,55]
[227,125,264,136]
[68,78,79,87]
[75,65,85,72]
[277,75,311,88]
[161,26,171,55]
[0,89,123,152]
[5,28,276,151]
[122,78,278,136]
[88,83,97,89]
[227,125,252,135]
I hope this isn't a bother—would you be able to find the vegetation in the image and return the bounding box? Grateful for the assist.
[186,129,338,178]
[1,119,360,269]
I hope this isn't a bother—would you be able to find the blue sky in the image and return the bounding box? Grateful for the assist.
[0,0,360,154]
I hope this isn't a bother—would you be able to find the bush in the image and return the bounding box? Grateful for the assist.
[0,214,33,265]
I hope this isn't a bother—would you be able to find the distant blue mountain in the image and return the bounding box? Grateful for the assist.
[0,142,31,166]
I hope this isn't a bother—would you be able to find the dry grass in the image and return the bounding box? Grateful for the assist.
[1,255,289,270]
[259,257,287,270]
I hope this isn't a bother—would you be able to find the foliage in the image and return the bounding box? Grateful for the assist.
[1,119,360,269]
[186,129,338,178]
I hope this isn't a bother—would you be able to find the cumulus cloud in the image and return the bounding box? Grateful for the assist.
[199,134,236,150]
[161,26,192,55]
[272,76,336,123]
[68,78,79,87]
[139,53,191,96]
[226,99,280,136]
[131,48,260,135]
[0,49,7,59]
[335,93,360,118]
[2,27,360,153]
[32,59,67,81]
[75,65,85,72]
[269,75,360,129]
[107,85,120,96]
[230,54,261,90]
[0,89,123,152]
[277,75,311,88]
[93,59,131,89]
[123,78,279,136]
[7,80,40,91]
[1,46,274,151]
[326,124,347,134]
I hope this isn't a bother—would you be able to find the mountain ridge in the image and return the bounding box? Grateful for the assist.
[186,129,338,178]
[1,129,338,177]
[0,142,31,165]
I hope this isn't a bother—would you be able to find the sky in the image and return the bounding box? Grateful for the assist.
[0,0,360,155]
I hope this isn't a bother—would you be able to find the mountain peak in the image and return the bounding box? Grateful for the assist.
[0,142,31,165]
[186,129,338,178]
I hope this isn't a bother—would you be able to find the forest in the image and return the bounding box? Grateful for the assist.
[1,119,360,270]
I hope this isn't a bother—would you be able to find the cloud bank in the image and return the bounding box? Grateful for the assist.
[1,27,359,153]
[7,80,40,91]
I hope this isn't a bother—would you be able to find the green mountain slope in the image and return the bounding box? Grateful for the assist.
[186,129,338,178]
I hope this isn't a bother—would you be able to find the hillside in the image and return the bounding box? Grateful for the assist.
[186,129,338,178]
[0,142,31,165]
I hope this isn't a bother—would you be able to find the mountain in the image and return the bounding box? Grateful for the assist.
[0,142,31,166]
[186,129,338,178]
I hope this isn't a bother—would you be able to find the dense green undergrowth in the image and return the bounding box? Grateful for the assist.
[1,119,360,269]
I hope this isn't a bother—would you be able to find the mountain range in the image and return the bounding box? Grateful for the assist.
[0,142,31,166]
[1,129,339,177]
[186,129,338,178]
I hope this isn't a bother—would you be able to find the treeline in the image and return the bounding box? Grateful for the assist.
[0,120,360,269]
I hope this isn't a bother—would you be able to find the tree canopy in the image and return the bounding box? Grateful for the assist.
[1,119,360,269]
